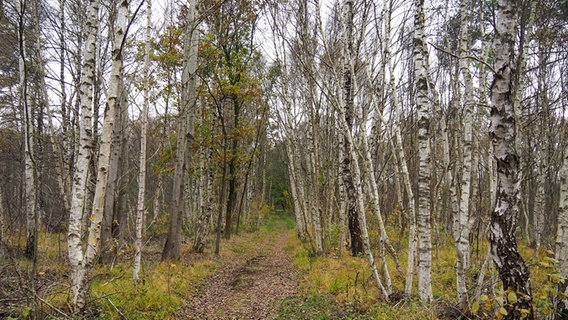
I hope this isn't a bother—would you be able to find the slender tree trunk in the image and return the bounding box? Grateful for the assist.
[68,0,128,310]
[337,143,348,253]
[381,3,419,293]
[488,1,533,318]
[100,81,124,262]
[193,144,214,253]
[0,187,5,250]
[556,134,568,312]
[133,0,151,284]
[68,0,97,308]
[162,0,197,260]
[338,0,389,300]
[454,0,475,310]
[414,0,433,303]
[224,96,241,240]
[17,0,37,262]
[340,0,363,257]
[215,153,227,256]
[358,87,394,294]
[284,138,307,240]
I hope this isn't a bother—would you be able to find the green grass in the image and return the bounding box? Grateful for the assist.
[275,215,560,319]
[262,210,296,232]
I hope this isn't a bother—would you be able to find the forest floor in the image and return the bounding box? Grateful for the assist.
[1,212,557,319]
[182,222,298,319]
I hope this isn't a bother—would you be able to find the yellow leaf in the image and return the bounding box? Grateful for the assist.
[499,307,508,316]
[520,308,531,318]
[471,301,480,314]
[508,291,518,304]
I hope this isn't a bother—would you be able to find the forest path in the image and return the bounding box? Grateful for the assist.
[182,218,298,319]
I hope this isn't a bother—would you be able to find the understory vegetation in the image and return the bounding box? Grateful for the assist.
[0,213,566,319]
[1,212,287,319]
[275,217,564,319]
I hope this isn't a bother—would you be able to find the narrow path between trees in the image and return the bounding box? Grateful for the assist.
[183,224,298,319]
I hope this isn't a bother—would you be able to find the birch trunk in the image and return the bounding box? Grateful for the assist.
[455,0,474,309]
[285,138,307,240]
[18,0,38,261]
[357,85,394,294]
[68,0,97,308]
[162,0,198,260]
[340,0,363,257]
[414,0,432,302]
[193,144,214,253]
[534,43,549,256]
[0,187,4,249]
[380,0,418,294]
[299,0,323,254]
[68,0,128,310]
[306,124,323,254]
[101,80,127,259]
[133,0,152,284]
[488,1,533,318]
[556,135,568,312]
[339,0,389,300]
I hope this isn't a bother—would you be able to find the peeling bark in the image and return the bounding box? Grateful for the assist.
[488,1,533,318]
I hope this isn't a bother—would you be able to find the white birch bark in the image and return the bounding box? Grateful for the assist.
[414,0,432,302]
[193,143,214,253]
[337,144,348,252]
[556,135,568,311]
[455,0,474,309]
[69,0,128,310]
[0,187,4,248]
[357,84,393,294]
[133,0,152,284]
[339,0,389,300]
[68,0,97,309]
[488,0,533,317]
[18,0,38,260]
[381,0,417,292]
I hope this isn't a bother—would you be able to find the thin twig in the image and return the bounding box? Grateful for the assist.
[34,292,71,319]
[106,297,127,319]
[428,42,496,74]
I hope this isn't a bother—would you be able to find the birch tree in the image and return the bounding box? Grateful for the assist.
[133,0,152,283]
[68,0,130,310]
[67,0,98,307]
[17,0,38,261]
[414,0,432,303]
[381,0,418,296]
[556,131,568,313]
[454,0,475,310]
[488,0,533,318]
[339,0,363,257]
[338,0,389,299]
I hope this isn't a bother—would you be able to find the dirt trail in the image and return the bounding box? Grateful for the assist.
[183,228,298,319]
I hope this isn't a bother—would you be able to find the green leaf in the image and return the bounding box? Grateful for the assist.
[507,291,518,304]
[472,301,480,314]
[499,307,508,316]
[480,294,488,301]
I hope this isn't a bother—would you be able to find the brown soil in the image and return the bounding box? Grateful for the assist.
[182,230,298,319]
